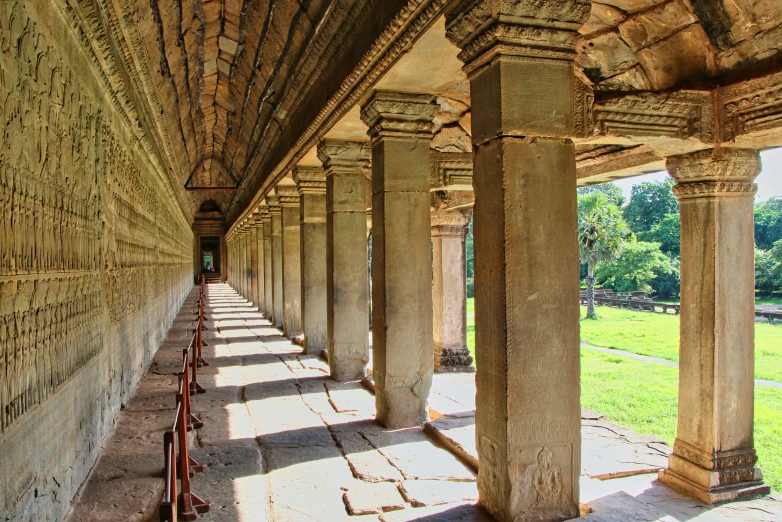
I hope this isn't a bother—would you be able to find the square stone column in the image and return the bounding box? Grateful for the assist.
[318,140,371,381]
[446,3,588,520]
[659,148,769,503]
[262,206,274,319]
[246,223,253,300]
[276,185,303,338]
[239,229,247,297]
[250,213,261,308]
[431,210,474,373]
[255,210,266,315]
[268,195,284,328]
[360,92,437,428]
[294,167,328,355]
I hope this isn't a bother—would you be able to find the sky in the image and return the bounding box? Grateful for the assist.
[613,147,782,203]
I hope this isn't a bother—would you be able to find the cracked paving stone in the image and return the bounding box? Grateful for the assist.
[398,480,478,507]
[343,481,407,515]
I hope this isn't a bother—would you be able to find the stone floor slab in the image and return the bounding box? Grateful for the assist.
[344,481,407,515]
[399,480,478,507]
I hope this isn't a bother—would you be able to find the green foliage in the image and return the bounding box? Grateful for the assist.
[623,178,679,233]
[595,240,677,295]
[638,212,680,258]
[756,247,777,296]
[577,182,626,207]
[465,220,474,298]
[577,193,630,268]
[755,197,782,250]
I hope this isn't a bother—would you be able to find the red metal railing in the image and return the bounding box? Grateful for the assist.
[160,278,211,521]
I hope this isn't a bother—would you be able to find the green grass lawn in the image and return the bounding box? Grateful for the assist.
[465,297,782,492]
[578,305,782,383]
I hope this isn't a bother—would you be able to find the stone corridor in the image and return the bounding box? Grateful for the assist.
[67,284,487,521]
[67,283,782,522]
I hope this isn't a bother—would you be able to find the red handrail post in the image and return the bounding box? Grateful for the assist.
[160,430,178,522]
[176,393,211,520]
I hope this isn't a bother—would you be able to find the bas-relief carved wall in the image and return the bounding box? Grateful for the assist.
[0,2,193,520]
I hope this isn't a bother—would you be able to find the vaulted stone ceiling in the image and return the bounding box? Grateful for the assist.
[95,0,782,226]
[97,0,411,221]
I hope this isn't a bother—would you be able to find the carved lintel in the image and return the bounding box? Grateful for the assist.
[718,71,782,145]
[445,0,591,74]
[360,91,438,141]
[292,166,326,195]
[592,90,714,143]
[430,151,473,189]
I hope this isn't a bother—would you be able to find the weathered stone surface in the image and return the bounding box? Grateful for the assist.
[379,503,494,522]
[399,480,479,507]
[578,491,674,521]
[343,482,407,515]
[0,3,192,520]
[361,92,436,429]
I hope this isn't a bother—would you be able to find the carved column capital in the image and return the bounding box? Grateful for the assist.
[293,166,326,195]
[360,91,438,142]
[266,195,282,215]
[258,204,270,221]
[445,0,591,74]
[431,210,471,238]
[667,148,760,200]
[252,211,263,227]
[317,139,371,171]
[275,185,300,206]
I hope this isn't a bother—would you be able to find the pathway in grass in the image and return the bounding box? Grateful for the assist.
[579,305,782,383]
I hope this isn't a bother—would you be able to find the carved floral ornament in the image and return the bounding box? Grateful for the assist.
[667,148,760,199]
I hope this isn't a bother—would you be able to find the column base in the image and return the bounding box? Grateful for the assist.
[658,441,770,505]
[434,345,475,373]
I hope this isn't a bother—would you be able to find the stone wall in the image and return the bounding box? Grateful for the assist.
[0,2,193,520]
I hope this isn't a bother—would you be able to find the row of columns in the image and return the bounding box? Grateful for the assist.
[223,1,768,517]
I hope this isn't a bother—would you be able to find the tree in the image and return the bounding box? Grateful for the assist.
[639,212,680,258]
[623,178,679,233]
[577,183,626,207]
[754,197,782,250]
[595,240,676,295]
[578,192,630,318]
[755,248,776,296]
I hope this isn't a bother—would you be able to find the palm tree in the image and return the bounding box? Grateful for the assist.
[578,192,630,318]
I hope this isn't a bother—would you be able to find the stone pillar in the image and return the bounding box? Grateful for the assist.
[262,206,274,319]
[239,229,247,297]
[256,208,267,315]
[250,214,260,308]
[245,223,252,301]
[360,92,436,428]
[318,140,371,381]
[432,210,474,373]
[659,148,769,503]
[268,195,284,328]
[294,167,328,355]
[276,185,303,339]
[445,3,588,520]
